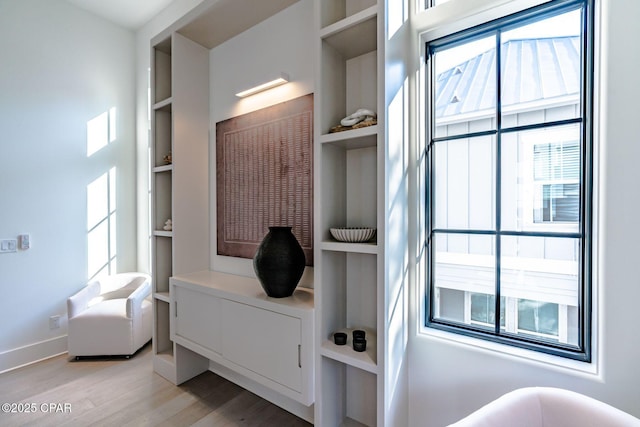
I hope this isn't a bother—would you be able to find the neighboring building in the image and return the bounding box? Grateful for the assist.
[433,36,581,344]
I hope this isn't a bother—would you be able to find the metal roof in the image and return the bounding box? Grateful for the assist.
[435,36,581,118]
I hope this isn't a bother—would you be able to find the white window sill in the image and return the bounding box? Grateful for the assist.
[416,325,601,379]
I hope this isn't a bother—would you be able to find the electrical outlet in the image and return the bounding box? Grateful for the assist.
[49,315,60,330]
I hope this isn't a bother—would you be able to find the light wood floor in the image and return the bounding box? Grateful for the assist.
[0,344,312,427]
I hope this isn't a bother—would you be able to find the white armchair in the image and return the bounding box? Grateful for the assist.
[448,387,640,427]
[67,273,152,358]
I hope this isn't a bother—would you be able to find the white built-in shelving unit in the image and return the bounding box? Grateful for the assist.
[150,0,394,424]
[150,31,210,385]
[150,35,174,376]
[314,1,385,426]
[149,0,310,395]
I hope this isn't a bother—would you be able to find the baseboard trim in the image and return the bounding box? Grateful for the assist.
[0,336,68,374]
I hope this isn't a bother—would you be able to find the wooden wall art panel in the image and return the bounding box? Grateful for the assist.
[216,93,313,265]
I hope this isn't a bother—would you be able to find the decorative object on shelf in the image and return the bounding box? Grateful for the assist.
[253,226,306,298]
[329,227,376,243]
[329,118,377,133]
[353,338,367,352]
[340,108,376,126]
[352,329,366,351]
[163,151,172,164]
[163,219,172,231]
[329,108,377,133]
[334,332,347,345]
[216,94,314,265]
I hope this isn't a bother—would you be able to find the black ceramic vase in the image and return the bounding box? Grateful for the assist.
[253,226,306,298]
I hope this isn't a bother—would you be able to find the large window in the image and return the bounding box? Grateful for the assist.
[425,0,593,361]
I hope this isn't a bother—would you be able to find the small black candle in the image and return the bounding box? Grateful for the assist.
[352,329,366,341]
[353,338,367,352]
[334,332,347,345]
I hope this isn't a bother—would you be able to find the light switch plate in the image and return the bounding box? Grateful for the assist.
[0,239,17,253]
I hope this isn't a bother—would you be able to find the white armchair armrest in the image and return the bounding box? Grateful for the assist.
[67,281,101,319]
[126,279,151,319]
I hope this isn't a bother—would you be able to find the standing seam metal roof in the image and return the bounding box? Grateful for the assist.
[435,36,580,119]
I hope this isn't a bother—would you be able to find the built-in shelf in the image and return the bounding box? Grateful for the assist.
[153,97,173,111]
[150,0,389,423]
[320,345,376,374]
[320,240,378,254]
[154,292,170,303]
[321,7,377,60]
[152,33,175,381]
[153,164,173,173]
[320,125,378,147]
[315,0,382,424]
[320,5,377,39]
[319,0,377,28]
[151,30,210,387]
[321,328,377,373]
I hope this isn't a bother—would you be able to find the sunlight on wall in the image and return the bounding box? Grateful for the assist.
[86,107,118,279]
[388,0,408,40]
[86,108,117,157]
[87,167,117,280]
[387,77,410,408]
[109,107,117,143]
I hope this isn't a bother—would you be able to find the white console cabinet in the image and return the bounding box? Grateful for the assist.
[170,270,314,406]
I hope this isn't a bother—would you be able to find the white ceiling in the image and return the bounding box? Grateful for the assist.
[65,0,176,30]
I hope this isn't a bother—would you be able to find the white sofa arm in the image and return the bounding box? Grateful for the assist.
[126,280,151,319]
[67,281,101,319]
[448,387,640,427]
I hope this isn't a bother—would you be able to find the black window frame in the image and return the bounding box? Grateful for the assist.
[424,0,594,362]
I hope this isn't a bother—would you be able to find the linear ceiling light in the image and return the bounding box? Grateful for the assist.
[235,72,290,98]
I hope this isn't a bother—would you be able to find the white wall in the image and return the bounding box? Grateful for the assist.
[0,0,136,371]
[209,0,314,282]
[406,0,640,425]
[385,0,412,425]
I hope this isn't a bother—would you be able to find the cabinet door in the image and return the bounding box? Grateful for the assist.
[174,286,222,355]
[222,299,302,392]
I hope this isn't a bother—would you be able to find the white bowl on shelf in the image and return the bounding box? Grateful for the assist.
[329,227,376,243]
